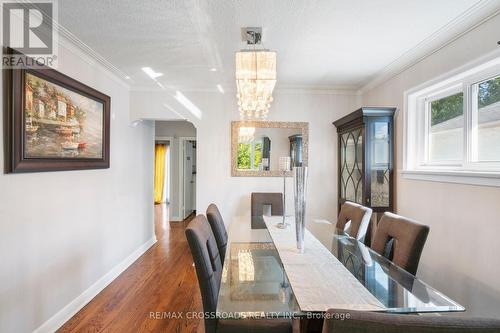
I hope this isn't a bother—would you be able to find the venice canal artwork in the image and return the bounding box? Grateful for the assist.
[24,73,104,159]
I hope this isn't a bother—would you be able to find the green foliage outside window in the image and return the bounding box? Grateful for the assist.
[431,77,500,126]
[237,142,262,169]
[478,76,500,108]
[237,143,251,169]
[431,93,463,126]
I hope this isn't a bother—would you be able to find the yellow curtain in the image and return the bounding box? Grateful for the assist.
[154,144,167,204]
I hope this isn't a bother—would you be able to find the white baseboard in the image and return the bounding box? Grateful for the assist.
[33,236,157,333]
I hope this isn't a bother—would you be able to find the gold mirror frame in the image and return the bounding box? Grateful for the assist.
[231,121,309,177]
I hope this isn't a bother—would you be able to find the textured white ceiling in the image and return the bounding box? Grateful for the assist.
[58,0,487,91]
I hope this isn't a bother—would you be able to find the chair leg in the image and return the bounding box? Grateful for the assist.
[299,318,323,333]
[292,318,301,333]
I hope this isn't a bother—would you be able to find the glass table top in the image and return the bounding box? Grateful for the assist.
[329,231,464,313]
[217,241,300,318]
[216,216,464,317]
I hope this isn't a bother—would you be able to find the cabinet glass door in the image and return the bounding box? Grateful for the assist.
[369,121,390,208]
[340,128,364,204]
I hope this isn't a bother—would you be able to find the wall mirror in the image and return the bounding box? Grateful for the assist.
[231,121,309,177]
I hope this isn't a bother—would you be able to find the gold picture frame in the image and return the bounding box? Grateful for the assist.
[231,121,309,177]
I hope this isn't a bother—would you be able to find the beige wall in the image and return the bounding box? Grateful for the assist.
[0,39,155,332]
[198,91,357,222]
[132,89,359,225]
[361,13,500,318]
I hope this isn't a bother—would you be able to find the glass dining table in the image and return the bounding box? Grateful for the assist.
[216,216,464,319]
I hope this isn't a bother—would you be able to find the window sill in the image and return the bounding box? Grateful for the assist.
[401,169,500,187]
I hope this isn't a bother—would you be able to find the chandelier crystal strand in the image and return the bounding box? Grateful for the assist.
[235,50,276,120]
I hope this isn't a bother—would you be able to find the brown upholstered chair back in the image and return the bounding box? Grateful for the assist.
[185,215,222,333]
[322,309,500,333]
[206,203,228,264]
[336,201,372,242]
[371,212,429,275]
[251,193,283,229]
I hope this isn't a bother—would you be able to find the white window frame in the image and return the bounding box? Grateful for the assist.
[420,84,464,168]
[403,52,500,187]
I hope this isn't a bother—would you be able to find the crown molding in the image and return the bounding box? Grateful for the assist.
[358,0,500,95]
[130,83,359,95]
[275,83,359,95]
[55,22,132,88]
[3,4,132,89]
[130,85,218,93]
[275,86,360,95]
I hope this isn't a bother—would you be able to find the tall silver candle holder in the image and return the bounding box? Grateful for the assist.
[277,156,291,229]
[293,166,308,253]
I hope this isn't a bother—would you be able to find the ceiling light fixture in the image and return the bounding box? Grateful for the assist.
[235,27,276,120]
[142,67,163,80]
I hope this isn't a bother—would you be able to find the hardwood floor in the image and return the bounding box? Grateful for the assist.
[58,204,203,333]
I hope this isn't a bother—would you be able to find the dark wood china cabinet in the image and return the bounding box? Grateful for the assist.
[333,107,396,214]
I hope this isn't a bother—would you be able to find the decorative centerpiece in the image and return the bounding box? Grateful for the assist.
[293,166,308,253]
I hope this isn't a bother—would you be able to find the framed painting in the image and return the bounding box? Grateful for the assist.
[4,48,110,173]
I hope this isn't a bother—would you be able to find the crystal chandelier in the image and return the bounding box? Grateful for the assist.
[236,28,276,120]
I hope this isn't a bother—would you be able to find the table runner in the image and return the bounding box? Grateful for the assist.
[264,216,386,312]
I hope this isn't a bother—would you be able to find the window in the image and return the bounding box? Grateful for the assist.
[405,55,500,185]
[237,141,262,169]
[474,76,500,161]
[428,91,464,163]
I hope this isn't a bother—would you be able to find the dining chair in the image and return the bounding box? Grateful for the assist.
[371,212,429,276]
[185,215,292,333]
[336,201,373,243]
[251,192,283,229]
[322,309,500,333]
[206,203,228,264]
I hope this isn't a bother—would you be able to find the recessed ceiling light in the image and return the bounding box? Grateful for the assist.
[209,68,217,72]
[216,84,225,94]
[125,75,131,80]
[142,67,163,80]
